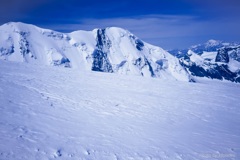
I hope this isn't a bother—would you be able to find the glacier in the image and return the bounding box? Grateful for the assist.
[0,60,240,159]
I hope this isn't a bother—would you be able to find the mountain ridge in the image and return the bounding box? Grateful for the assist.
[1,22,240,83]
[0,22,192,82]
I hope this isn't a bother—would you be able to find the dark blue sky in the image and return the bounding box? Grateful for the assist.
[0,0,239,49]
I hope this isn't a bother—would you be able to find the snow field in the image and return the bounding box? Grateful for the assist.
[0,60,240,159]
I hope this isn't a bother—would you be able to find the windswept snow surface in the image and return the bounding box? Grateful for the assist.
[0,60,240,160]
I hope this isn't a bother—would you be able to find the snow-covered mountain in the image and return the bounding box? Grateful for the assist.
[0,22,191,81]
[169,40,240,83]
[189,39,238,55]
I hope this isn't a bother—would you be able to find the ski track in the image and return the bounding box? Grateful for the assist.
[0,60,240,160]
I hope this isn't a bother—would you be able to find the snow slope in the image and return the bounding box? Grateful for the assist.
[0,60,240,160]
[0,22,191,81]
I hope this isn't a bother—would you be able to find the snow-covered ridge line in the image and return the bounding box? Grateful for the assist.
[0,22,192,82]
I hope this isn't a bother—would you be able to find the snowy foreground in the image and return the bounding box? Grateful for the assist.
[0,60,240,160]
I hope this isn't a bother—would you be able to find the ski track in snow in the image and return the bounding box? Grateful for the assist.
[0,60,240,160]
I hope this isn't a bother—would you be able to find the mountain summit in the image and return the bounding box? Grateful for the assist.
[0,22,191,81]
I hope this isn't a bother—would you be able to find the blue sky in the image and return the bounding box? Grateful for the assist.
[0,0,239,49]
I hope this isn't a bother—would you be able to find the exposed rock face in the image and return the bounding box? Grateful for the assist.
[215,48,230,63]
[92,29,113,72]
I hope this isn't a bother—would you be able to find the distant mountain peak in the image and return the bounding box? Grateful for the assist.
[205,39,222,47]
[169,40,240,83]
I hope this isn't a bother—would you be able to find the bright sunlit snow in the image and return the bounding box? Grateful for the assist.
[0,60,240,160]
